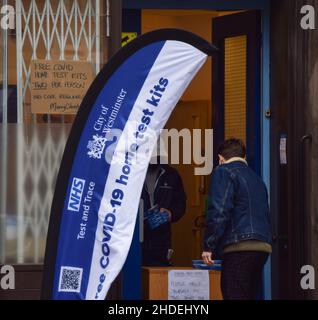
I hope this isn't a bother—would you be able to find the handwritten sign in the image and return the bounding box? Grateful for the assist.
[30,60,94,114]
[168,270,210,300]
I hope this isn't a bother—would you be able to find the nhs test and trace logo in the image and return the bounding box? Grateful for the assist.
[67,178,86,212]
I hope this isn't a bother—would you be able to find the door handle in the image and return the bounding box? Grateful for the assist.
[299,134,312,259]
[301,134,312,143]
[194,214,206,229]
[300,134,312,203]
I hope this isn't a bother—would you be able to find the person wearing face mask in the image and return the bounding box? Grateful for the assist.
[141,156,186,267]
[202,138,272,300]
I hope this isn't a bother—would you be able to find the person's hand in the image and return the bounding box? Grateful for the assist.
[202,251,214,265]
[160,208,172,221]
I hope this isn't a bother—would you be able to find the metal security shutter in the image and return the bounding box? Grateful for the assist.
[16,0,101,124]
[13,0,101,263]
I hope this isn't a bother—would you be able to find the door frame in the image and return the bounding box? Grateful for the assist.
[123,0,271,300]
[212,10,262,174]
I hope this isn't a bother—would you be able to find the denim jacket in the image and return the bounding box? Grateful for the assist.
[204,160,272,254]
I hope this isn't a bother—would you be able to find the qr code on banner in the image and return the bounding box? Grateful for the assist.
[58,266,83,293]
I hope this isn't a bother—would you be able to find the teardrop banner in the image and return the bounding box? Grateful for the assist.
[41,29,217,300]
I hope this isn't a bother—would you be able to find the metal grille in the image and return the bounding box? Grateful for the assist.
[15,124,71,263]
[0,0,102,263]
[16,0,101,123]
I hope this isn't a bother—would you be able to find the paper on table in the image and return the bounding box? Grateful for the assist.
[168,270,210,300]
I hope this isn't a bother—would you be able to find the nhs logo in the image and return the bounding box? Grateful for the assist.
[67,178,86,212]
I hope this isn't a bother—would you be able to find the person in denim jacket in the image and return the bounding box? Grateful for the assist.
[202,138,272,300]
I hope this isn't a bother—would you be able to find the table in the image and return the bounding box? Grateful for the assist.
[142,267,223,300]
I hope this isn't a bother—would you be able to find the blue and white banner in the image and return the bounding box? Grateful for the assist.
[42,29,217,300]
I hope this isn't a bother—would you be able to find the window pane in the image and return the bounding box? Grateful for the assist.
[224,35,247,143]
[0,0,111,264]
[0,124,71,264]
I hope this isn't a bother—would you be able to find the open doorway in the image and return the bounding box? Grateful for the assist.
[136,9,262,266]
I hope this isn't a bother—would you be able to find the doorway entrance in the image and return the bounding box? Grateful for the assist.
[139,8,262,265]
[122,1,271,300]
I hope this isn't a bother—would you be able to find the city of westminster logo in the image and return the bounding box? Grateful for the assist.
[87,135,107,159]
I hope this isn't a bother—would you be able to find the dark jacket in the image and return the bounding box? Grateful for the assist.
[204,160,272,254]
[141,164,186,250]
